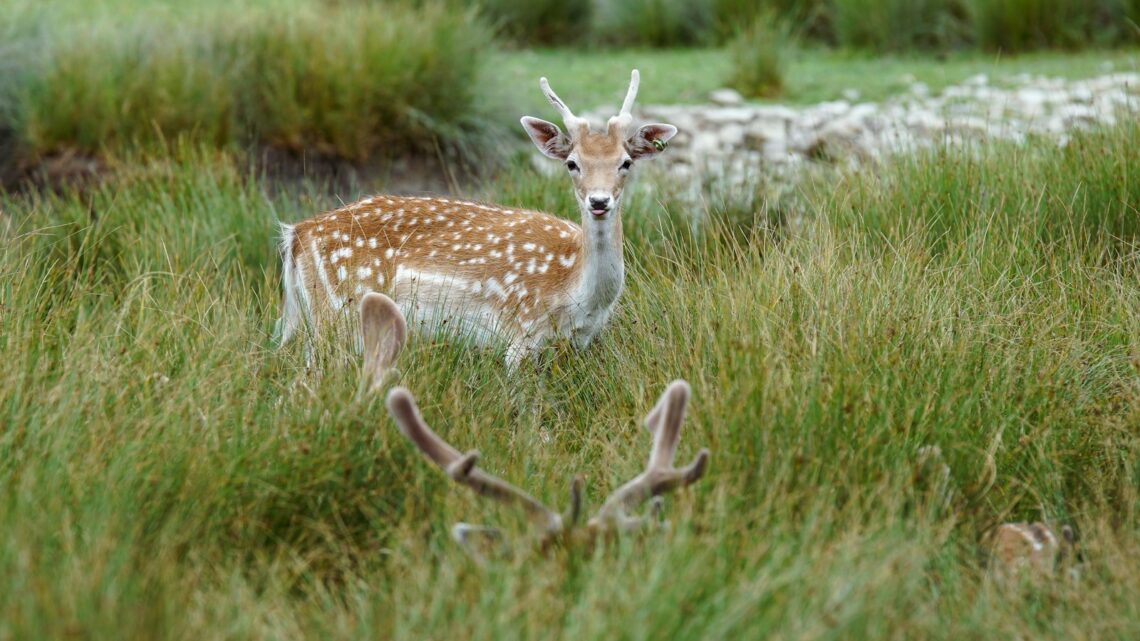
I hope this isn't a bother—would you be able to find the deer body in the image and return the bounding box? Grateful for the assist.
[276,70,675,368]
[279,194,623,365]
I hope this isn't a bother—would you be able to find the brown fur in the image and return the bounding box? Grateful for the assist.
[290,195,586,333]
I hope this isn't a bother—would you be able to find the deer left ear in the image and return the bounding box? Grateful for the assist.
[627,123,677,160]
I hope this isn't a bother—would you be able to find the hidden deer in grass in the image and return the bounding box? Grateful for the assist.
[358,292,710,556]
[276,70,676,369]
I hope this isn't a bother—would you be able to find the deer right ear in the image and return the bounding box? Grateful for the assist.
[361,293,406,390]
[521,117,572,160]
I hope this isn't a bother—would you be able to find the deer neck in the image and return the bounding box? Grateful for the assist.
[576,208,624,309]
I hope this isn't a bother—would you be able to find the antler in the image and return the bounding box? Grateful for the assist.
[539,76,589,137]
[386,387,565,535]
[607,69,640,137]
[366,289,710,554]
[589,380,710,531]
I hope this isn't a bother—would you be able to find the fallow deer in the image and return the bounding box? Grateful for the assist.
[277,70,677,369]
[358,292,710,555]
[987,522,1081,583]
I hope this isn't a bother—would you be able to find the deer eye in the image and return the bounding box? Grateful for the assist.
[566,160,579,172]
[619,159,632,171]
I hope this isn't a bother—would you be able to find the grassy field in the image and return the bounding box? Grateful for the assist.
[2,113,1139,637]
[497,47,1140,113]
[1,2,1139,636]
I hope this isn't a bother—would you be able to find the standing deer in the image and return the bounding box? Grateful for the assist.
[358,292,710,555]
[276,70,677,369]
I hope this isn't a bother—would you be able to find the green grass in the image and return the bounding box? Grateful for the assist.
[0,0,499,178]
[496,47,1140,110]
[1,118,1138,638]
[3,0,1138,182]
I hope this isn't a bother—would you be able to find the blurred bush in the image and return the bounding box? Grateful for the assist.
[480,0,592,46]
[727,12,795,98]
[970,0,1139,52]
[713,0,832,44]
[585,0,1137,51]
[832,0,971,52]
[593,0,716,47]
[2,1,499,171]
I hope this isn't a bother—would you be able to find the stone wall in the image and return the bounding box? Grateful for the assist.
[578,72,1140,189]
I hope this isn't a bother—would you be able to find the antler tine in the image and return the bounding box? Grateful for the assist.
[589,380,710,530]
[386,388,564,533]
[608,69,640,135]
[539,76,588,136]
[619,68,640,117]
[646,379,687,469]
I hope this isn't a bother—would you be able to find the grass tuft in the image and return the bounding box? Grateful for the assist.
[727,12,795,98]
[1,0,500,175]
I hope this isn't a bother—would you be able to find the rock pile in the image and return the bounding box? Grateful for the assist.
[582,72,1140,187]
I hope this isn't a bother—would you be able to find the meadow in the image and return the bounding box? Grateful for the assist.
[2,0,1140,639]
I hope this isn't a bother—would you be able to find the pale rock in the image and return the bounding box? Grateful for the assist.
[709,88,745,106]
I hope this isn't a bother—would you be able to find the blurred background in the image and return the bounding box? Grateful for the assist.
[2,0,1138,192]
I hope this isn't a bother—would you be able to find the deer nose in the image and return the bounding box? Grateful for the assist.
[588,195,611,211]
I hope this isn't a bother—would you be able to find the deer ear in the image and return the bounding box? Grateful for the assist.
[521,116,572,160]
[627,123,677,160]
[361,293,406,390]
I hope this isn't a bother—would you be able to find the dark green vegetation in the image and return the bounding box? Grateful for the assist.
[4,0,1139,186]
[2,113,1139,638]
[496,0,1140,52]
[0,0,498,184]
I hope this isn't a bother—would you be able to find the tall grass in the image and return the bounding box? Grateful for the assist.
[603,0,1139,50]
[968,0,1133,52]
[1,121,1138,637]
[593,0,716,47]
[479,0,593,46]
[831,0,971,52]
[0,0,499,176]
[727,12,795,98]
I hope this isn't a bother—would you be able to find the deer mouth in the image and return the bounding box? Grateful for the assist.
[590,207,610,217]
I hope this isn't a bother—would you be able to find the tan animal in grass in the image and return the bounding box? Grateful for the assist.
[359,292,710,555]
[986,522,1080,583]
[277,70,677,369]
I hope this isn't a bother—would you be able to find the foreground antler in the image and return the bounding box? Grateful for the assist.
[361,290,708,554]
[385,389,565,536]
[384,383,709,552]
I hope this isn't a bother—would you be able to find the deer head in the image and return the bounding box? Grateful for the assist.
[359,291,710,556]
[987,522,1081,584]
[520,69,677,221]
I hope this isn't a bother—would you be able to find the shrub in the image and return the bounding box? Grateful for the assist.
[727,12,794,98]
[2,1,499,170]
[970,0,1084,51]
[712,0,832,44]
[970,0,1136,51]
[832,0,971,52]
[593,0,716,47]
[479,0,592,46]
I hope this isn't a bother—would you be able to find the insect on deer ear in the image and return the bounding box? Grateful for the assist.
[361,292,407,391]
